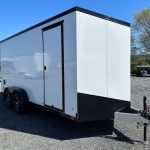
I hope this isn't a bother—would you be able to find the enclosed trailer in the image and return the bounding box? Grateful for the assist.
[136,66,150,77]
[0,7,131,122]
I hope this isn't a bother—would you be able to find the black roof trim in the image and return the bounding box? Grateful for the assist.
[0,6,130,43]
[75,7,130,27]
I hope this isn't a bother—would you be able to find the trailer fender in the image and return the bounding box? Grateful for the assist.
[12,87,29,113]
[3,87,29,111]
[3,87,17,101]
[3,87,29,104]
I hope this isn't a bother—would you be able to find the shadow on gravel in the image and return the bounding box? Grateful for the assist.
[104,128,135,144]
[0,95,133,144]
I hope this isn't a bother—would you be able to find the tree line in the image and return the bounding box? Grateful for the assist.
[131,7,150,70]
[132,7,150,55]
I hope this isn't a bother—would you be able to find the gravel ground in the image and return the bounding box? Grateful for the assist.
[0,76,150,150]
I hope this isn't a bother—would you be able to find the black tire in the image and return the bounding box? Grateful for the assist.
[12,92,26,113]
[140,71,144,77]
[3,89,13,108]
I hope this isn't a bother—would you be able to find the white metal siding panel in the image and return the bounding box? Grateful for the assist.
[1,29,44,105]
[76,12,108,97]
[107,21,130,101]
[1,12,77,117]
[63,13,77,116]
[76,12,130,102]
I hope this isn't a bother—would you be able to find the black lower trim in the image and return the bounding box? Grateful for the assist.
[77,93,130,122]
[45,104,63,112]
[30,102,76,121]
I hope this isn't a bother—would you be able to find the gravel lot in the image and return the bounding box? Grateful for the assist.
[0,76,150,150]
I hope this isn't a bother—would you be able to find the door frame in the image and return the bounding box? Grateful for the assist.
[42,20,65,112]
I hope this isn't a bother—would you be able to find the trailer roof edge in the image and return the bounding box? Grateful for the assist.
[0,6,131,43]
[75,7,131,27]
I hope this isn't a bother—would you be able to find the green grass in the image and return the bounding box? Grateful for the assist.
[131,56,150,71]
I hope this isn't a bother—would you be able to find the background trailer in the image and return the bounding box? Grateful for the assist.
[0,7,131,122]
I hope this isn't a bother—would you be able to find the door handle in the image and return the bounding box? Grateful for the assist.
[44,65,46,71]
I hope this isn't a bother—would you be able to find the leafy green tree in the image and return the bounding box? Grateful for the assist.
[131,34,138,55]
[133,7,150,54]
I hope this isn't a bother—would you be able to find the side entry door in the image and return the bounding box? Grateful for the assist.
[42,21,64,111]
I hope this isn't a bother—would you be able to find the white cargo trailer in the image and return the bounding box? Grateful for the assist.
[0,7,131,122]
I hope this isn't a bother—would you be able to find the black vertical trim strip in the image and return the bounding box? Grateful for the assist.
[61,23,65,112]
[42,31,46,105]
[42,21,65,112]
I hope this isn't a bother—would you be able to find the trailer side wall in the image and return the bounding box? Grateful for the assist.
[1,12,77,117]
[76,11,130,101]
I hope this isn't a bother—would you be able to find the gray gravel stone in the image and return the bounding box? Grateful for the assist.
[0,76,149,150]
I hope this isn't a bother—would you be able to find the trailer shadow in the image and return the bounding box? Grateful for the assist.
[104,128,138,144]
[0,95,133,144]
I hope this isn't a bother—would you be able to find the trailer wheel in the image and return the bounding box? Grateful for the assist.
[140,71,144,77]
[3,89,13,108]
[12,92,27,113]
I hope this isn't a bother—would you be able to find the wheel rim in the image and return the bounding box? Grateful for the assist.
[5,90,11,106]
[13,94,20,111]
